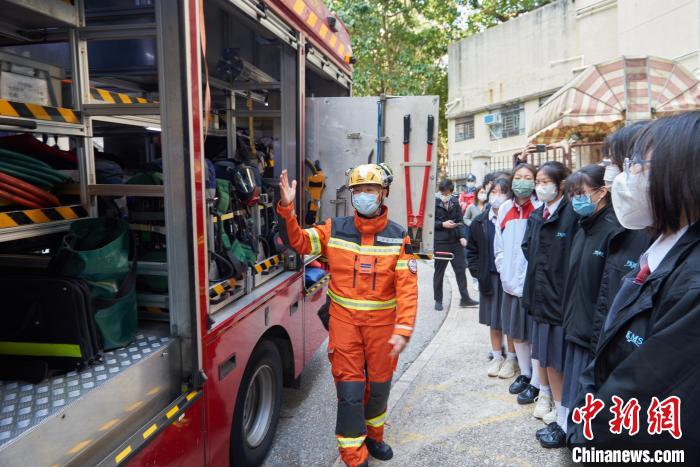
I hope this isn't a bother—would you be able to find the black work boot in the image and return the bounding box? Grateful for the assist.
[365,437,394,461]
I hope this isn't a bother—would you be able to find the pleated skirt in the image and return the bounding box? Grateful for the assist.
[530,320,567,373]
[478,272,503,331]
[562,341,593,408]
[501,293,531,341]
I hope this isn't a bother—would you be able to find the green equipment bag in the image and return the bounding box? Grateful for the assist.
[51,217,138,349]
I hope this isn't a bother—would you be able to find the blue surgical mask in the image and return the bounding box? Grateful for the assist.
[572,194,597,217]
[352,192,380,216]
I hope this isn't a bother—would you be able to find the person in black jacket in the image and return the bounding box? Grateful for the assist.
[467,179,511,376]
[568,112,700,458]
[433,179,478,310]
[590,124,654,352]
[533,165,622,448]
[521,161,579,447]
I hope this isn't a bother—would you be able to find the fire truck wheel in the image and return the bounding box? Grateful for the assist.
[230,339,283,466]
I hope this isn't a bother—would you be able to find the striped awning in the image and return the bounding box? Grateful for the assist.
[529,56,700,144]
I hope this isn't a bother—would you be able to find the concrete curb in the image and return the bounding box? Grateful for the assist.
[332,272,467,467]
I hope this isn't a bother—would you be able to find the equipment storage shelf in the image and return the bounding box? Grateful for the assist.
[0,0,80,30]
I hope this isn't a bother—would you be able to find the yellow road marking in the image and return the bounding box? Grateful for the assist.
[67,439,92,454]
[126,400,143,412]
[99,418,120,431]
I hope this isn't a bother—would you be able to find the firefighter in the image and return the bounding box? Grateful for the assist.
[277,164,418,467]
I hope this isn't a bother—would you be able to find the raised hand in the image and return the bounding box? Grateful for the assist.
[279,169,297,207]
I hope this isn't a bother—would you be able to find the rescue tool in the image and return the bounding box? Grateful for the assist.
[403,114,434,233]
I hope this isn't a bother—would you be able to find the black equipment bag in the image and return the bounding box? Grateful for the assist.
[0,275,102,382]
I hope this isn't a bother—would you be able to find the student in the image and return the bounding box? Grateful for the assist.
[536,165,622,448]
[569,112,700,449]
[494,164,541,387]
[467,179,510,376]
[464,185,487,228]
[521,161,579,447]
[590,123,653,353]
[433,179,478,310]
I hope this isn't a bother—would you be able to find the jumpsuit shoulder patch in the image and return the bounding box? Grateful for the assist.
[408,259,418,274]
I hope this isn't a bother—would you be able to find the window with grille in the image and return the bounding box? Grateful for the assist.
[489,105,525,140]
[455,116,474,141]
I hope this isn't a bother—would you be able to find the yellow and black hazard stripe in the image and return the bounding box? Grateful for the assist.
[209,278,237,300]
[0,205,88,229]
[0,99,80,124]
[99,390,202,467]
[305,273,330,296]
[254,254,281,274]
[89,87,157,105]
[413,253,432,261]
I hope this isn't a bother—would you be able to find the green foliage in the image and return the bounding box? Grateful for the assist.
[462,0,553,33]
[329,0,550,162]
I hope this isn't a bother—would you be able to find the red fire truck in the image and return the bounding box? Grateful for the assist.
[0,1,437,466]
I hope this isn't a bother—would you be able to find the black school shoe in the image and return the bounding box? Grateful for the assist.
[539,425,566,448]
[459,297,479,307]
[535,422,558,440]
[508,375,530,394]
[517,384,539,404]
[365,438,394,461]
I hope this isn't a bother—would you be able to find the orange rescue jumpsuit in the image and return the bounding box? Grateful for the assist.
[277,202,418,466]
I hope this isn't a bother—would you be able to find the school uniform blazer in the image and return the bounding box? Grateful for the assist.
[569,221,700,449]
[590,228,654,352]
[521,197,580,326]
[562,204,623,352]
[466,210,494,295]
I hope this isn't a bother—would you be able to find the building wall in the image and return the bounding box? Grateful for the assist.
[447,0,700,183]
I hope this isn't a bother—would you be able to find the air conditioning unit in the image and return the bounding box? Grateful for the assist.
[483,113,502,126]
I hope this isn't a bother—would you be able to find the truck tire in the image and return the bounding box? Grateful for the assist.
[230,340,283,466]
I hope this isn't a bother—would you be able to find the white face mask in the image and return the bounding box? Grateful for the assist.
[536,183,558,203]
[477,192,488,202]
[489,194,506,209]
[439,194,452,203]
[611,171,653,230]
[604,164,622,188]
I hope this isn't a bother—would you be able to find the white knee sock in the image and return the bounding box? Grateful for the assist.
[530,358,541,388]
[540,385,551,398]
[514,342,531,378]
[557,405,569,431]
[506,351,517,361]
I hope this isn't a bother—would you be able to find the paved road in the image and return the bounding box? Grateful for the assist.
[382,273,570,467]
[264,263,449,467]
